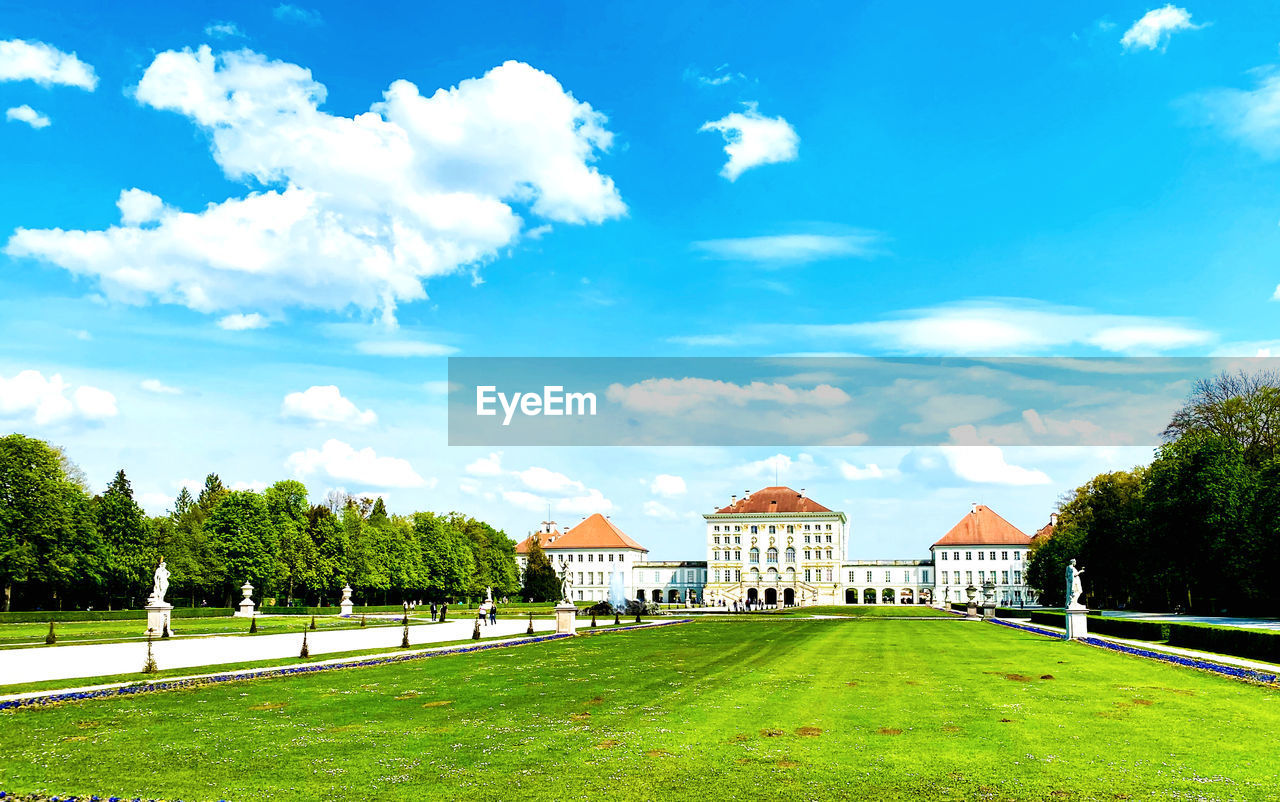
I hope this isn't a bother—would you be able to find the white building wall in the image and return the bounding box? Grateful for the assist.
[517,547,645,602]
[932,545,1031,606]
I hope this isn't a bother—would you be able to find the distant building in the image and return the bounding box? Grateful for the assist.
[632,561,707,605]
[514,514,648,602]
[931,504,1033,607]
[702,486,850,606]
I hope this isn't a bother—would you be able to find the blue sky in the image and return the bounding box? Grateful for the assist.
[3,1,1280,560]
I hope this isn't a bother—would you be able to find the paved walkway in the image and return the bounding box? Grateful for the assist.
[1016,620,1280,674]
[1103,610,1280,631]
[0,616,555,687]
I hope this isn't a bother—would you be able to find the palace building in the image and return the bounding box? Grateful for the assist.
[515,489,1039,607]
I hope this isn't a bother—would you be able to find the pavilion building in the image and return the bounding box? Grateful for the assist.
[930,503,1033,607]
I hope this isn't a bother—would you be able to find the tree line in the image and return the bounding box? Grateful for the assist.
[0,433,522,612]
[1028,370,1280,615]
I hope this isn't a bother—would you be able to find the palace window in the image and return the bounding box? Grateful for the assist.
[866,571,872,582]
[749,548,760,563]
[1001,571,1009,584]
[714,536,720,544]
[588,554,593,562]
[804,524,810,530]
[826,535,832,543]
[805,569,811,582]
[734,536,741,544]
[714,570,720,582]
[714,525,720,531]
[713,551,719,561]
[766,548,778,564]
[734,550,741,560]
[804,550,811,560]
[848,570,856,582]
[965,571,972,584]
[942,571,948,584]
[978,571,985,583]
[804,535,810,544]
[825,569,832,581]
[826,550,832,559]
[976,552,982,561]
[904,571,910,582]
[608,554,614,561]
[785,547,795,562]
[940,551,947,560]
[1014,571,1021,584]
[1001,551,1008,560]
[734,569,741,581]
[750,525,758,534]
[965,552,972,560]
[884,571,891,582]
[923,570,929,582]
[826,524,832,530]
[1013,551,1020,560]
[989,552,995,560]
[787,525,794,533]
[768,525,776,534]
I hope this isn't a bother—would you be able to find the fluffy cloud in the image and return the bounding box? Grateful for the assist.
[515,466,585,494]
[606,378,849,415]
[1198,69,1280,159]
[466,451,613,515]
[285,438,426,487]
[273,4,323,25]
[6,105,50,129]
[281,385,377,426]
[6,49,624,325]
[205,21,244,38]
[0,39,97,89]
[354,339,456,357]
[838,461,895,480]
[465,451,504,476]
[0,369,117,425]
[1121,5,1201,51]
[732,452,822,481]
[650,473,686,497]
[217,313,269,331]
[792,300,1213,355]
[692,232,879,265]
[700,103,798,180]
[939,446,1051,486]
[117,189,164,226]
[140,378,182,395]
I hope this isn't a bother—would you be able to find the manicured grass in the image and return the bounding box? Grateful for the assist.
[1,618,1278,800]
[769,604,956,618]
[0,615,414,649]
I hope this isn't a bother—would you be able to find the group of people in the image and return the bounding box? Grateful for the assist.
[476,600,498,625]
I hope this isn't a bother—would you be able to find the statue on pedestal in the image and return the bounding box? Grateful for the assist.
[148,558,170,606]
[1065,559,1086,610]
[559,566,573,604]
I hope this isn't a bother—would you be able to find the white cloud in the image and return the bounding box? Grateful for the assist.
[692,232,879,264]
[515,466,584,495]
[140,378,182,395]
[1121,5,1201,51]
[1199,69,1280,159]
[554,488,614,514]
[732,453,822,482]
[699,102,798,181]
[285,438,426,487]
[685,65,747,87]
[217,313,269,330]
[606,378,849,415]
[792,299,1213,355]
[838,461,896,480]
[6,50,624,326]
[117,189,165,226]
[939,446,1051,486]
[643,499,679,519]
[0,39,97,90]
[281,385,377,426]
[650,473,686,497]
[355,339,457,357]
[6,105,50,129]
[205,21,244,38]
[273,4,323,25]
[465,451,504,476]
[0,369,117,425]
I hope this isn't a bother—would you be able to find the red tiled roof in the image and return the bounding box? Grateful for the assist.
[516,514,647,553]
[1032,521,1055,542]
[933,505,1031,547]
[714,486,832,514]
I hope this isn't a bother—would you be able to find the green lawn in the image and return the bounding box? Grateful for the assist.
[769,604,956,618]
[1,618,1277,800]
[0,614,417,648]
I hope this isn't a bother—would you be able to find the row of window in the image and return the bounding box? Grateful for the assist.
[845,569,932,583]
[940,570,1022,585]
[713,568,836,582]
[713,523,834,534]
[711,548,835,563]
[713,534,833,546]
[553,552,628,563]
[939,550,1022,562]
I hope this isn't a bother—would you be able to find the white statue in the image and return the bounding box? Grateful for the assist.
[560,566,573,603]
[485,586,493,604]
[943,586,950,603]
[149,558,170,605]
[1065,559,1085,610]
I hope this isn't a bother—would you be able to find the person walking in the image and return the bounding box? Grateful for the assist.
[430,601,438,621]
[440,602,448,621]
[489,603,497,626]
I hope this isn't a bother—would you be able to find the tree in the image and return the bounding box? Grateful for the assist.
[96,470,150,608]
[414,512,473,601]
[1164,369,1280,466]
[264,480,314,606]
[521,538,560,602]
[205,491,280,605]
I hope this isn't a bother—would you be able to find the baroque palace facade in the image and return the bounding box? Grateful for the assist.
[516,487,1040,607]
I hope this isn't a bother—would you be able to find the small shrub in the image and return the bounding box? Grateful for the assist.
[300,629,310,658]
[360,614,366,628]
[309,615,317,631]
[142,631,157,674]
[249,616,258,634]
[45,621,56,645]
[526,612,534,635]
[614,612,620,626]
[472,619,481,640]
[1167,623,1280,663]
[401,618,410,649]
[591,612,598,628]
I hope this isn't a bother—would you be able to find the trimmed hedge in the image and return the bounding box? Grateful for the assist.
[0,608,234,623]
[1167,623,1280,664]
[258,605,407,616]
[1027,611,1165,640]
[994,607,1033,619]
[1030,611,1065,628]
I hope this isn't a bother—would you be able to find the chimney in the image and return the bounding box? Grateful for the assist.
[970,502,978,514]
[731,494,737,504]
[1050,512,1059,526]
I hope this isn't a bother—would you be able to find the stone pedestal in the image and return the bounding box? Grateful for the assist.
[146,602,173,637]
[235,581,256,617]
[965,603,980,620]
[554,602,578,636]
[339,585,354,617]
[1065,608,1088,640]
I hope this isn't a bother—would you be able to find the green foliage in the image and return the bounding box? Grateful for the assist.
[1167,622,1280,663]
[520,538,559,603]
[44,621,55,644]
[206,491,280,603]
